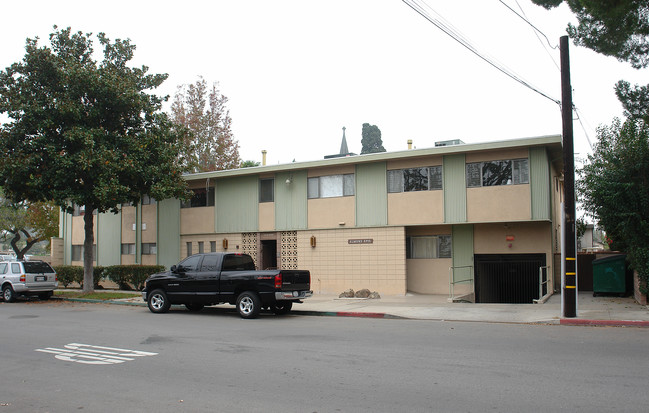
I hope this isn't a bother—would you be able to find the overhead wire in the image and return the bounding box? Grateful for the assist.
[402,0,561,106]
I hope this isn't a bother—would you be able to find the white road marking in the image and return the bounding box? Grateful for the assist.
[35,343,158,365]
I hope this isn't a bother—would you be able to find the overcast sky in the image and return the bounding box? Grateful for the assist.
[1,0,646,165]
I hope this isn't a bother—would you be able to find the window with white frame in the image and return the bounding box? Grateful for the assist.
[466,159,529,187]
[406,235,452,259]
[308,174,355,199]
[388,166,443,193]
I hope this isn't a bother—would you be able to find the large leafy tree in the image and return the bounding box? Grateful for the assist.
[578,118,649,292]
[0,27,189,292]
[532,1,649,116]
[171,77,241,172]
[0,191,59,259]
[360,123,386,154]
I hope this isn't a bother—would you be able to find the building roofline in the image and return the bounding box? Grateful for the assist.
[185,134,562,181]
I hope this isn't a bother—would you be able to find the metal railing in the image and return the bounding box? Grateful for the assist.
[449,265,474,303]
[533,265,553,304]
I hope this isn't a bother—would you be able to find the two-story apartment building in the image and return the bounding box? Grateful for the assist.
[52,134,564,303]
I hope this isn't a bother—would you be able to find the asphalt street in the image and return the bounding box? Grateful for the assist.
[1,300,648,412]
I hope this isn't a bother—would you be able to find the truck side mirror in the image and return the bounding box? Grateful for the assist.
[170,265,177,273]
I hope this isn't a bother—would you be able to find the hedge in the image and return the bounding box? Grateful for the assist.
[54,265,164,290]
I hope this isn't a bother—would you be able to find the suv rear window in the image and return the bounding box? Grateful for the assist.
[24,262,55,273]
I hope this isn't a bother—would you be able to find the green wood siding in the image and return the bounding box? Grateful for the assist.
[63,211,72,265]
[97,211,121,266]
[157,199,180,269]
[356,162,387,227]
[452,224,474,283]
[275,171,307,230]
[216,175,259,232]
[444,154,467,223]
[530,147,551,220]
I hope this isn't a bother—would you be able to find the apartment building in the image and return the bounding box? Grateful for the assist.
[52,134,564,303]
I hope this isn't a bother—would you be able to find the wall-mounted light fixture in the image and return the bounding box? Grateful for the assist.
[310,236,316,248]
[222,238,229,249]
[285,175,293,185]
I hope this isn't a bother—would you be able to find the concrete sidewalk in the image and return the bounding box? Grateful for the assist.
[58,290,649,327]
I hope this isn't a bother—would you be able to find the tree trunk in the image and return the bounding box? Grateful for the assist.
[82,207,95,293]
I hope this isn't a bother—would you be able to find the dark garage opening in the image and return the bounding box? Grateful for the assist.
[475,254,546,304]
[260,240,277,270]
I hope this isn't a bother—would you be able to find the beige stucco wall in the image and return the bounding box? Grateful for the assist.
[180,206,215,235]
[407,258,452,294]
[71,215,96,244]
[180,233,244,260]
[298,227,406,295]
[259,202,275,232]
[141,204,157,243]
[308,164,355,177]
[388,191,444,225]
[307,197,355,228]
[387,155,442,170]
[467,185,531,222]
[121,206,136,243]
[465,148,529,163]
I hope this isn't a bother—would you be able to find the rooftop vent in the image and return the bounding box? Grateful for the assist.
[435,139,465,147]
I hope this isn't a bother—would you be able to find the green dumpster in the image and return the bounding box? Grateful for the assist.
[592,255,627,297]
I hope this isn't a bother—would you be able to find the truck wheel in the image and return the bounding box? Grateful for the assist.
[147,289,171,313]
[272,301,293,315]
[236,291,261,319]
[185,303,204,312]
[2,285,16,303]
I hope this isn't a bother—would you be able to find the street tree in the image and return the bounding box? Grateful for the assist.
[171,78,241,172]
[361,123,386,154]
[578,118,649,292]
[532,1,649,117]
[0,192,59,259]
[240,160,261,168]
[0,26,189,292]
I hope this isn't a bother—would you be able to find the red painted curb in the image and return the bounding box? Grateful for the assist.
[335,311,387,318]
[560,319,649,327]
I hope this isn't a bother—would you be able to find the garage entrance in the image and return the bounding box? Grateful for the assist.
[474,254,546,304]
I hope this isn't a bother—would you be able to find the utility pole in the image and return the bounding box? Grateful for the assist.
[561,35,577,318]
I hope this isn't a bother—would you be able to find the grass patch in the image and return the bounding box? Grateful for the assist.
[54,291,141,300]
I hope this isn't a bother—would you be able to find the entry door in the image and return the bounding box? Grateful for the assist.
[474,254,546,304]
[260,240,277,270]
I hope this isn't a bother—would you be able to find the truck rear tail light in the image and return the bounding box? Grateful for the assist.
[20,275,25,282]
[274,273,283,289]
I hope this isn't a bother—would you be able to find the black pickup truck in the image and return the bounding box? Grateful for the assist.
[141,252,312,319]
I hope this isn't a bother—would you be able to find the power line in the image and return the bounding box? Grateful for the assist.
[498,0,558,50]
[509,0,561,71]
[402,0,560,106]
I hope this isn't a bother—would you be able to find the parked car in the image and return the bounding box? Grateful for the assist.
[1,260,58,302]
[142,253,312,319]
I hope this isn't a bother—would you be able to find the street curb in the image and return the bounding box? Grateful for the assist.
[560,318,649,328]
[292,310,406,320]
[53,297,146,307]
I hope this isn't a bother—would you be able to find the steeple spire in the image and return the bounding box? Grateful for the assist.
[339,126,349,155]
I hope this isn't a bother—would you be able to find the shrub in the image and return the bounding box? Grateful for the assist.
[104,265,165,290]
[53,266,105,288]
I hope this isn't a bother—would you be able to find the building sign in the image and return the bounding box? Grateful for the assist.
[348,239,373,245]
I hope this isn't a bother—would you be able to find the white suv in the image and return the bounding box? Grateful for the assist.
[1,260,58,302]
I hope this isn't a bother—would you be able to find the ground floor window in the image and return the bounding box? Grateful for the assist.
[406,235,452,259]
[121,243,135,255]
[142,243,157,255]
[72,244,97,261]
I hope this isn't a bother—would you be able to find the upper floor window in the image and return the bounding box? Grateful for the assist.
[388,166,442,193]
[141,194,157,205]
[466,159,529,187]
[308,174,355,199]
[259,179,274,203]
[181,187,215,208]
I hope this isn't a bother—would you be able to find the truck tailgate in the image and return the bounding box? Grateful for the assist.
[280,270,310,290]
